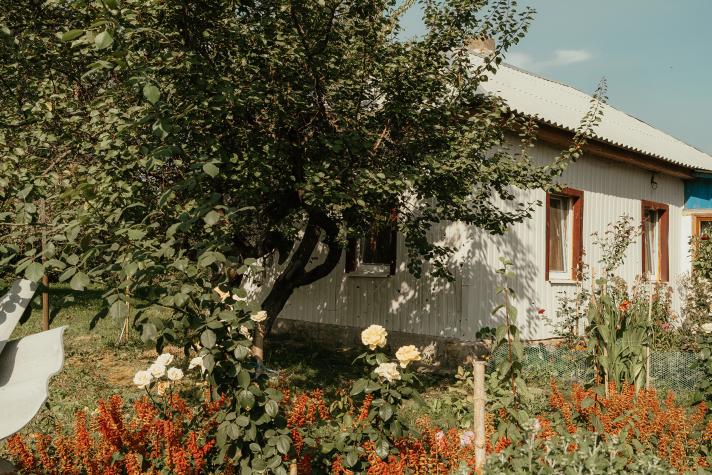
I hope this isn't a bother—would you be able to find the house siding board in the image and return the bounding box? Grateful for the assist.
[274,139,686,341]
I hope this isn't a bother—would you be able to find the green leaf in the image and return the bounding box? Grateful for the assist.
[200,329,217,348]
[203,163,219,177]
[152,119,171,139]
[238,389,255,410]
[203,210,220,226]
[276,435,291,455]
[143,84,161,104]
[61,29,85,42]
[265,400,279,418]
[202,353,215,372]
[109,300,128,318]
[24,261,44,281]
[378,402,393,421]
[70,271,90,291]
[350,378,367,395]
[237,369,250,388]
[141,323,157,342]
[94,30,113,49]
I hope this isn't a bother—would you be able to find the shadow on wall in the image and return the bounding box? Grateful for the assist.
[248,216,543,340]
[439,219,541,339]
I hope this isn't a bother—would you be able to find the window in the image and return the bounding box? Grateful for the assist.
[693,215,712,239]
[546,188,583,281]
[361,227,396,266]
[641,201,669,281]
[345,213,397,276]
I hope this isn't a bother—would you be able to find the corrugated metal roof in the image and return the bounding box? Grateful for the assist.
[472,55,712,171]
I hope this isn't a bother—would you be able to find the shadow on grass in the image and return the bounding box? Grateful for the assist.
[265,334,452,397]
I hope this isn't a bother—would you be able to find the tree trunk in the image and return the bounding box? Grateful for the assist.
[252,213,342,360]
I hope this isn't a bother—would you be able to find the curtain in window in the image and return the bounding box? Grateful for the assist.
[701,220,712,238]
[361,227,394,265]
[548,197,569,273]
[644,209,659,276]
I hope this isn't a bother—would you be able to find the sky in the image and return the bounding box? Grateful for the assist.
[400,1,712,154]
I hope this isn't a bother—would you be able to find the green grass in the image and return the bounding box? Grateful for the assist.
[1,286,157,438]
[0,284,460,461]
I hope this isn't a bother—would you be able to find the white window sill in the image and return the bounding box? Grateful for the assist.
[349,264,391,278]
[548,279,579,285]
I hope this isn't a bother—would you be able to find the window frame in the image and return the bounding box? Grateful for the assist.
[345,213,398,277]
[692,214,712,238]
[641,200,669,282]
[545,187,584,282]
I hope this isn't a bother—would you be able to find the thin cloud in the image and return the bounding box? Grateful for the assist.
[507,49,593,71]
[551,49,593,66]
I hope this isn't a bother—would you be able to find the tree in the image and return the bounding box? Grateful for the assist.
[0,0,602,356]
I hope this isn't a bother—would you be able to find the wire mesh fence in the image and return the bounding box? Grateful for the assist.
[486,344,704,392]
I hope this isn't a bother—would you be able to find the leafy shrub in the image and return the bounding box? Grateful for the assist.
[546,382,710,472]
[486,427,676,474]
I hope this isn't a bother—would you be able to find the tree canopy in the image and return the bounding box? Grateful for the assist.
[0,0,602,348]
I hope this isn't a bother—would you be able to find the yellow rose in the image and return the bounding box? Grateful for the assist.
[395,345,421,368]
[361,324,388,350]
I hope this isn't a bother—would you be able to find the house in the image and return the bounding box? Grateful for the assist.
[270,54,712,344]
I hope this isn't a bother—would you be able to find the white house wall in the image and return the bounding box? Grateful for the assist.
[272,139,687,340]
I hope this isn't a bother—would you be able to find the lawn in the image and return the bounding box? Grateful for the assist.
[0,284,458,458]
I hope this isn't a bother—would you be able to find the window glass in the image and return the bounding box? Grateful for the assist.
[700,220,712,238]
[361,227,394,265]
[548,196,571,273]
[644,209,660,276]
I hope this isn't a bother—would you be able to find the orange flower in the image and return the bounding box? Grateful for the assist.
[618,300,631,312]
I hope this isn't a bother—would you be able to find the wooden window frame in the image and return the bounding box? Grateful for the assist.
[641,200,669,282]
[345,211,398,277]
[545,187,584,281]
[692,214,712,238]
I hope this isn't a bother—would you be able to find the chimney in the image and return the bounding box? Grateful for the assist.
[465,37,495,55]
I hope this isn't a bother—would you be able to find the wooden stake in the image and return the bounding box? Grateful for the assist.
[289,460,298,475]
[39,199,49,332]
[118,278,131,345]
[473,360,486,473]
[646,280,653,389]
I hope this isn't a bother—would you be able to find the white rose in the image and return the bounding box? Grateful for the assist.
[133,370,153,389]
[189,356,205,372]
[148,363,166,378]
[395,345,421,368]
[240,325,253,341]
[251,310,268,323]
[702,322,712,334]
[155,353,174,366]
[361,324,388,351]
[373,362,401,383]
[167,367,184,381]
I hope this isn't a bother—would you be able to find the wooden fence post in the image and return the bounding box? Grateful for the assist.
[473,360,486,473]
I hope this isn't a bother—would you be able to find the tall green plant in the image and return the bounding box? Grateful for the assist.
[586,281,650,391]
[487,257,530,443]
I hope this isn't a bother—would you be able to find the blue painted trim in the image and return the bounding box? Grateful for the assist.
[685,178,712,209]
